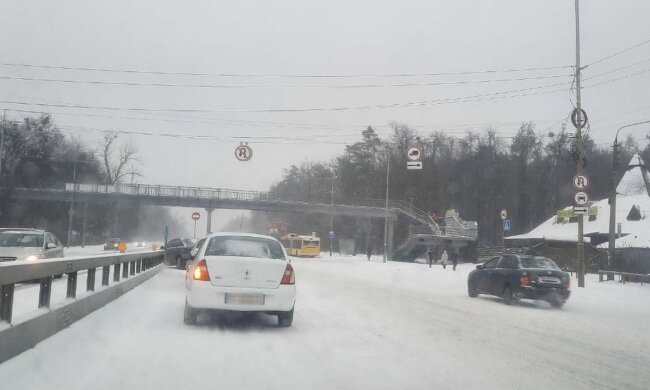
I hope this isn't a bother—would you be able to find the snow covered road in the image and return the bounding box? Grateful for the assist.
[1,256,649,389]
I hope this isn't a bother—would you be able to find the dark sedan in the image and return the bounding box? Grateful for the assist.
[467,255,571,308]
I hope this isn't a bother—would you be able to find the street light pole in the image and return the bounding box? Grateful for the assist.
[574,0,586,287]
[383,151,390,263]
[330,169,334,257]
[608,120,650,266]
[66,156,78,247]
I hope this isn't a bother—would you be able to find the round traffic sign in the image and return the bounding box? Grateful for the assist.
[406,146,422,161]
[573,174,589,190]
[500,209,507,220]
[574,191,589,206]
[235,143,253,162]
[571,108,588,129]
[191,212,200,221]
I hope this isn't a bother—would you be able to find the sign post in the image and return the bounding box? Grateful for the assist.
[329,230,335,257]
[191,212,201,239]
[500,209,507,253]
[406,146,422,170]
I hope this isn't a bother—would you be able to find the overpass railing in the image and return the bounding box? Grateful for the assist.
[0,251,164,363]
[63,183,438,225]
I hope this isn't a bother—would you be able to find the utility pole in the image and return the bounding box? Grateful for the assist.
[330,169,334,257]
[574,0,586,287]
[66,155,78,247]
[383,151,390,263]
[0,110,6,186]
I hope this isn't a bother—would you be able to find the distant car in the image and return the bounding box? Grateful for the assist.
[184,233,296,327]
[104,238,121,251]
[134,240,147,247]
[0,229,64,263]
[467,255,571,308]
[163,238,197,269]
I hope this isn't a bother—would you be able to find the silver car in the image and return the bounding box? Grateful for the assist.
[0,229,65,262]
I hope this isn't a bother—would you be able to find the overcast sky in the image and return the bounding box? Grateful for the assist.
[2,0,650,233]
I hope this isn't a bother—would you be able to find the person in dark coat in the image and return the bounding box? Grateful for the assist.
[366,246,372,261]
[452,251,459,271]
[427,248,435,268]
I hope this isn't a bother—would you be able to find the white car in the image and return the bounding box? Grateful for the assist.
[184,232,296,327]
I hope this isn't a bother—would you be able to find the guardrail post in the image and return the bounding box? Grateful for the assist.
[1,284,15,323]
[130,261,135,276]
[66,271,78,299]
[122,262,129,278]
[102,265,110,286]
[87,268,96,291]
[38,277,52,308]
[136,260,141,273]
[114,264,121,282]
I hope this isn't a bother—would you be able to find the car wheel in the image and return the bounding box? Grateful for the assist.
[54,274,63,279]
[468,281,479,297]
[176,256,184,270]
[184,300,197,325]
[278,307,294,327]
[503,287,516,305]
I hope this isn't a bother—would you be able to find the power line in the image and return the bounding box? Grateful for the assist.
[0,62,573,79]
[586,37,650,67]
[0,80,571,114]
[0,73,573,89]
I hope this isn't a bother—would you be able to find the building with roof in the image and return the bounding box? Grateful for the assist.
[506,154,650,272]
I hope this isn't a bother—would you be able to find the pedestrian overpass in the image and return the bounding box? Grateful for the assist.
[9,183,478,259]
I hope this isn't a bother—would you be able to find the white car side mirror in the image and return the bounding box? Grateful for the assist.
[46,243,57,249]
[190,248,198,257]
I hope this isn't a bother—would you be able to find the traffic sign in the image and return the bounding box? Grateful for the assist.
[503,219,512,232]
[406,146,422,161]
[574,191,589,206]
[328,231,335,239]
[573,174,589,190]
[573,206,589,215]
[191,212,201,221]
[235,142,253,161]
[407,161,423,170]
[571,108,588,128]
[500,209,507,220]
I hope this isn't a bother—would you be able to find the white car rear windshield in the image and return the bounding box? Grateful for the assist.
[205,236,285,259]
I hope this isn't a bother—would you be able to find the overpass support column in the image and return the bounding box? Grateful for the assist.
[81,203,88,248]
[206,208,214,235]
[387,220,394,261]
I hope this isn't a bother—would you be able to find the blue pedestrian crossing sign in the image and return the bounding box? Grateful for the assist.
[329,231,335,239]
[503,219,512,232]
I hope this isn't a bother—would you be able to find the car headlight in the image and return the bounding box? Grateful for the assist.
[24,254,42,261]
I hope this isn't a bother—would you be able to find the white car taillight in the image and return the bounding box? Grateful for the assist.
[193,259,210,281]
[281,263,295,285]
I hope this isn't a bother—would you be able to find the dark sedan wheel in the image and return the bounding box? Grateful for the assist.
[503,287,516,305]
[468,281,479,297]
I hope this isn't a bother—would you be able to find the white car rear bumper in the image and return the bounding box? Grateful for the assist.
[185,281,295,312]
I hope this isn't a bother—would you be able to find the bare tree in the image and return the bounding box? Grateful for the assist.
[101,133,140,185]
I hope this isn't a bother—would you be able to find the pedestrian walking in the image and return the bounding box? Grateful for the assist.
[427,248,435,268]
[452,251,459,271]
[440,249,448,270]
[366,246,372,261]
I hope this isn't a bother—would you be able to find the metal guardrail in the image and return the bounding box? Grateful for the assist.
[598,270,649,285]
[0,251,164,363]
[0,251,164,324]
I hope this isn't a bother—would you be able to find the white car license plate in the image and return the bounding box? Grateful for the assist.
[224,293,265,305]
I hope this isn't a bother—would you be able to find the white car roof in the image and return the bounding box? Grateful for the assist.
[205,232,279,241]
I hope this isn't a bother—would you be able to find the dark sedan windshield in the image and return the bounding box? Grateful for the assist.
[520,257,559,270]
